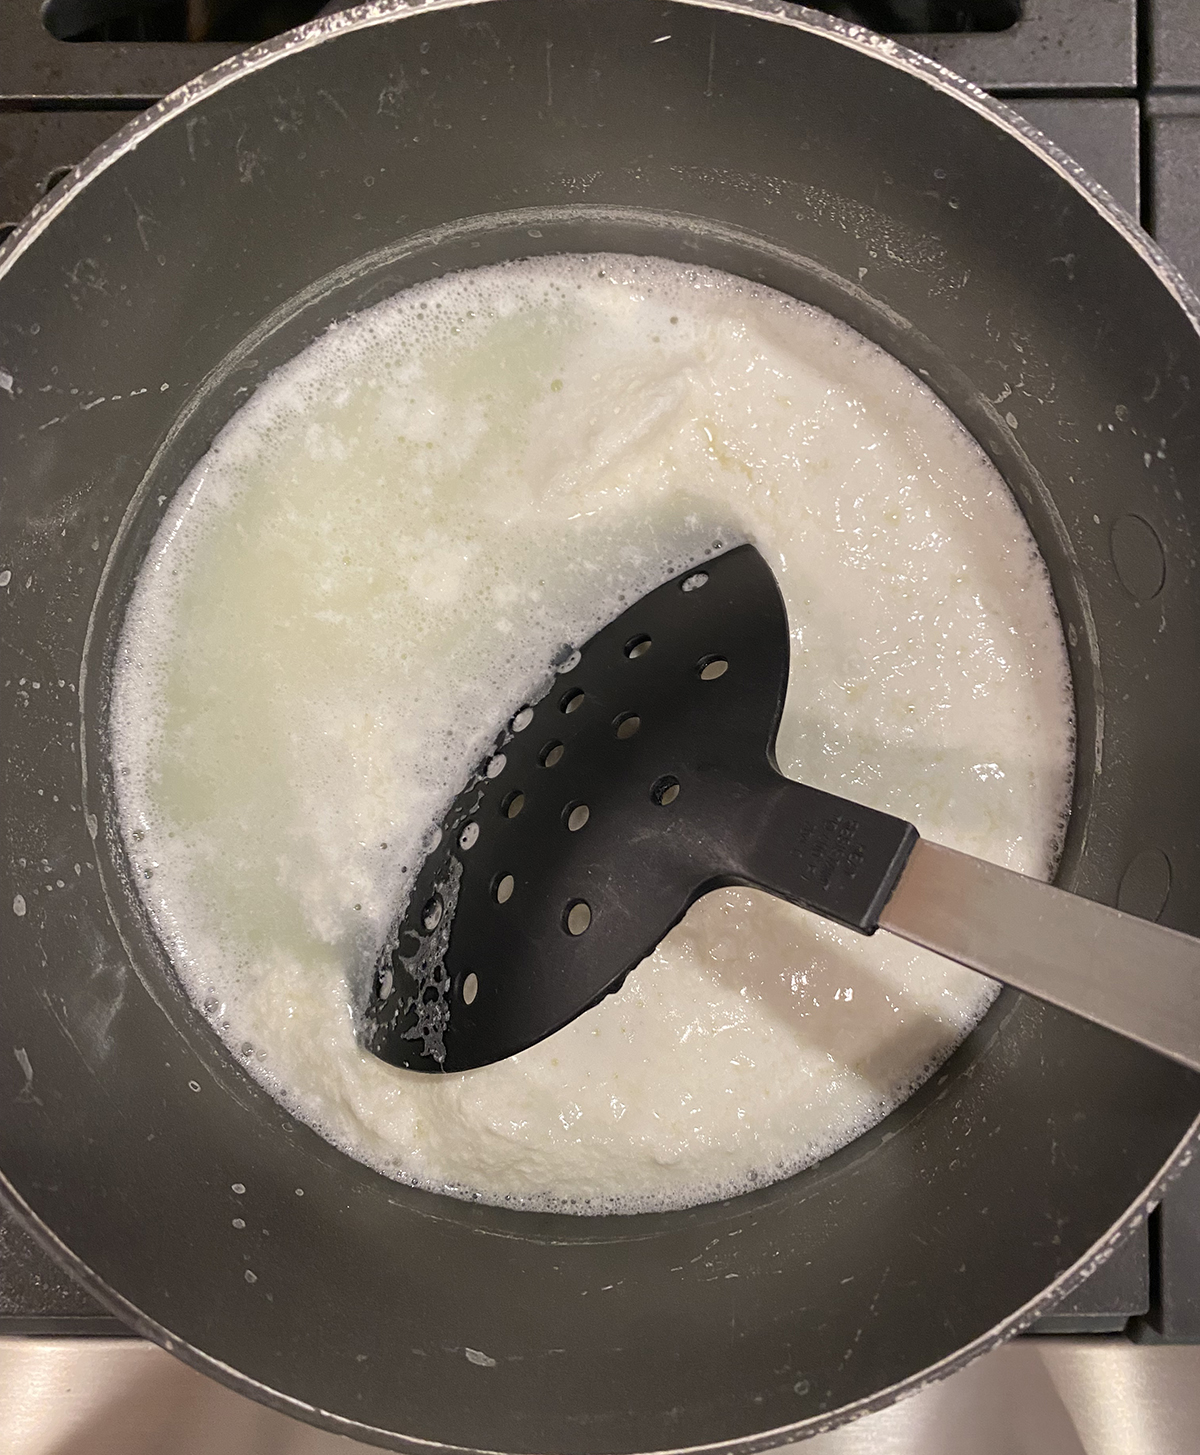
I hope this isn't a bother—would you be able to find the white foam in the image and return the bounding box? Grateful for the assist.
[110,254,1074,1214]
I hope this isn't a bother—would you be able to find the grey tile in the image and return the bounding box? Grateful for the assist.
[0,0,235,103]
[0,108,142,232]
[1148,0,1200,90]
[908,0,1135,92]
[1007,96,1140,217]
[1148,95,1200,294]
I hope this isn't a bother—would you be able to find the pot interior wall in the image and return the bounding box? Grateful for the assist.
[2,2,1200,1452]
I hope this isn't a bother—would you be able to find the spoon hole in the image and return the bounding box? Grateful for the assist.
[652,776,681,806]
[565,901,592,935]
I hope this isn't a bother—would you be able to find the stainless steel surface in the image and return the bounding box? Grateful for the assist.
[2,1337,1199,1455]
[880,840,1200,1075]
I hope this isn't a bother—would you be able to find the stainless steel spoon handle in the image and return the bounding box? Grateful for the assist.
[879,839,1200,1075]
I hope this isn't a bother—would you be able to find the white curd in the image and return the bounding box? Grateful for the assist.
[111,255,1074,1213]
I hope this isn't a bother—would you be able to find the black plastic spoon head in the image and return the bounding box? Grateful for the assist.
[364,544,918,1072]
[363,544,791,1072]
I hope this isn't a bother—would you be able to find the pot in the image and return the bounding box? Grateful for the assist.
[2,1,1199,1449]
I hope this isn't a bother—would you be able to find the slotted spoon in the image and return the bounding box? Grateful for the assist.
[364,544,1200,1076]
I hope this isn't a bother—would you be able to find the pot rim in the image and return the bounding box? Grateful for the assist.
[3,1,1199,1449]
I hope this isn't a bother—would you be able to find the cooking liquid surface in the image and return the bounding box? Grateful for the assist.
[111,255,1074,1213]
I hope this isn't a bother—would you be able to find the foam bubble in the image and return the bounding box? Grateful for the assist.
[110,254,1074,1215]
